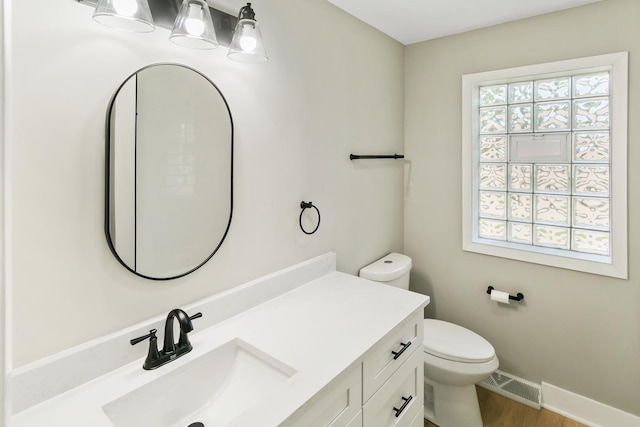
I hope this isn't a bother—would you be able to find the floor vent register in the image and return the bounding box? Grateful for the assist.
[478,369,542,409]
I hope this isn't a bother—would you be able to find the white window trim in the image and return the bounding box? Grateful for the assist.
[462,52,628,279]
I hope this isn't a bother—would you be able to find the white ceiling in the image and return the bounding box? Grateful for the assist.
[326,0,602,45]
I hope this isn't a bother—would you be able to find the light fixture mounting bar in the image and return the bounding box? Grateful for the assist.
[77,0,238,46]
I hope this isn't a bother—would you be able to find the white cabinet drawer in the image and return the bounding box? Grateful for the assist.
[405,406,425,427]
[345,410,362,427]
[363,348,423,427]
[362,311,423,401]
[281,365,362,427]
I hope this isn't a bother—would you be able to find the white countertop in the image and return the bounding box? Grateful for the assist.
[11,271,429,427]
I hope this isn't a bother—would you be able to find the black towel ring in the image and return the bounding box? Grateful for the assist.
[299,201,321,235]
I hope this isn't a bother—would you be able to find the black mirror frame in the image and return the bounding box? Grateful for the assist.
[104,63,234,280]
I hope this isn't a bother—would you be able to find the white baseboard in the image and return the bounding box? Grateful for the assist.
[542,382,640,427]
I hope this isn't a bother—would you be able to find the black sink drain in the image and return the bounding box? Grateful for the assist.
[188,423,204,427]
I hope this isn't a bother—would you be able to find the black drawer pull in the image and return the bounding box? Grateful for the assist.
[393,395,413,417]
[391,341,411,360]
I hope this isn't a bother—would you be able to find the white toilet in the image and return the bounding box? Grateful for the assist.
[359,253,499,427]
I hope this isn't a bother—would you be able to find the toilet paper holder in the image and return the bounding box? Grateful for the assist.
[486,286,524,302]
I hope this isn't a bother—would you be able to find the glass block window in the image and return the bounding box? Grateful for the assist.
[463,53,628,278]
[478,71,611,256]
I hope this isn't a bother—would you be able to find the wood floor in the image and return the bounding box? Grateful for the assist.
[424,386,587,427]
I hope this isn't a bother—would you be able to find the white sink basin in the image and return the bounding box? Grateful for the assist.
[102,338,296,427]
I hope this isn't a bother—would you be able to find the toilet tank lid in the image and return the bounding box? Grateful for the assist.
[359,253,412,282]
[423,319,495,363]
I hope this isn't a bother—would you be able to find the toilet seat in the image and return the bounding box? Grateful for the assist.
[423,319,495,363]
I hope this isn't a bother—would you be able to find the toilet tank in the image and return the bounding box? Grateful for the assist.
[359,253,412,290]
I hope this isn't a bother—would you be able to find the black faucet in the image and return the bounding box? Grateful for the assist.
[130,309,203,370]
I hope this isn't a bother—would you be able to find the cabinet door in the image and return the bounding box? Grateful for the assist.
[362,312,423,402]
[280,366,362,427]
[363,349,423,427]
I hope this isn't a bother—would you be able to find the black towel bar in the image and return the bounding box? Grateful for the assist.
[350,154,405,160]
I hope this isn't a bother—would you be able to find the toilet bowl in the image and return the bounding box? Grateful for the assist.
[359,253,499,427]
[422,319,499,427]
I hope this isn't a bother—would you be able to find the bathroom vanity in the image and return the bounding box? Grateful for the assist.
[9,253,429,426]
[281,309,425,427]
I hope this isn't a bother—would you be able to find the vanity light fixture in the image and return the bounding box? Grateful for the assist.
[92,0,154,32]
[228,3,267,63]
[82,0,268,62]
[170,0,218,49]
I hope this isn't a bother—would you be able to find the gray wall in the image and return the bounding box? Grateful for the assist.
[7,0,404,367]
[0,0,6,421]
[405,0,639,416]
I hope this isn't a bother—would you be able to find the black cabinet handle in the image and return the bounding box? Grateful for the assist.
[391,341,412,360]
[393,395,413,417]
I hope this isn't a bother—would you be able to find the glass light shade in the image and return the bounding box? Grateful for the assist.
[92,0,154,33]
[170,0,219,49]
[228,18,267,62]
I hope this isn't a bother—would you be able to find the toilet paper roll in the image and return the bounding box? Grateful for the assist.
[490,289,510,304]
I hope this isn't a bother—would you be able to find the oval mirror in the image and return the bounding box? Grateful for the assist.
[105,64,233,280]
